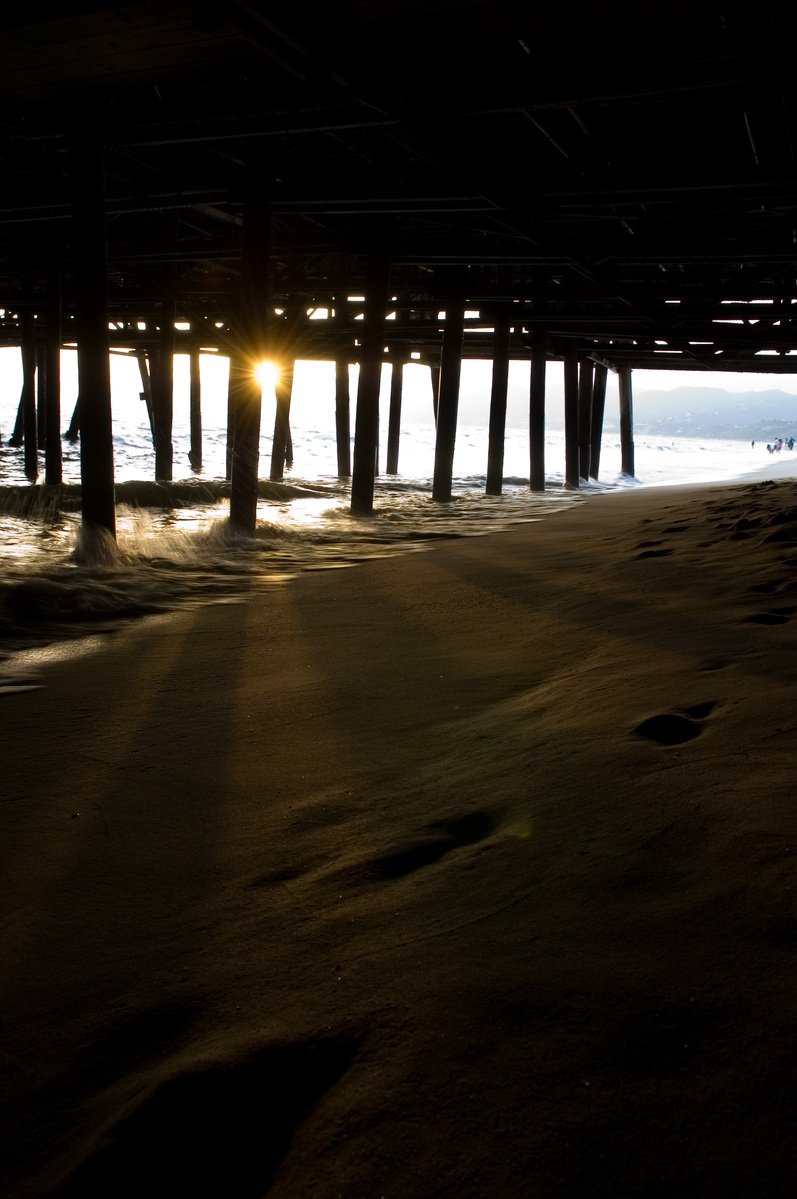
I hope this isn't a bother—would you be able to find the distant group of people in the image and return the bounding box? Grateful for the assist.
[763,436,795,453]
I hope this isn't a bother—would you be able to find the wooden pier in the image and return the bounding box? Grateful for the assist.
[2,3,797,534]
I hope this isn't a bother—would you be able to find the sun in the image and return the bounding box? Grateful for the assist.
[254,360,281,389]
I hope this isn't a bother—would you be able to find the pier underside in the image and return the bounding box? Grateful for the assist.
[1,1,796,369]
[2,2,797,517]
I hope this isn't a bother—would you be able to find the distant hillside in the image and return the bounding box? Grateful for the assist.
[602,386,797,441]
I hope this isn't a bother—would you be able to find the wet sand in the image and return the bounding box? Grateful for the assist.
[2,471,797,1197]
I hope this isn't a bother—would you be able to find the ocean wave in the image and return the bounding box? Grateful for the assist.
[0,478,580,666]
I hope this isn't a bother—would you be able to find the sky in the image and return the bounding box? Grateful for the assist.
[1,346,796,437]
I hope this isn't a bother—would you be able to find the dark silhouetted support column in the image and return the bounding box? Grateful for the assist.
[351,256,389,516]
[270,360,295,480]
[589,363,608,480]
[529,332,547,492]
[153,297,175,481]
[386,350,404,475]
[619,365,635,477]
[8,389,25,447]
[430,363,440,423]
[44,272,63,486]
[285,415,294,471]
[36,344,47,449]
[335,356,351,478]
[69,132,115,539]
[432,294,465,503]
[578,358,594,481]
[563,351,580,490]
[229,157,271,534]
[226,352,241,482]
[486,313,510,496]
[189,338,202,471]
[64,396,81,442]
[135,349,155,442]
[20,309,38,481]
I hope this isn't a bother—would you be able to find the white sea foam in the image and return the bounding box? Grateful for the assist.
[0,395,793,665]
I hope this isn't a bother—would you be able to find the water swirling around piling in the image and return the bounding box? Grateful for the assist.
[0,475,579,668]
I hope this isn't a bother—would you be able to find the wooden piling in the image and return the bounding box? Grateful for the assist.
[225,362,235,482]
[68,132,115,538]
[619,364,635,477]
[485,313,510,496]
[36,344,47,449]
[8,387,25,447]
[135,349,155,442]
[44,272,63,486]
[386,350,403,475]
[432,293,465,503]
[589,363,608,480]
[430,363,441,423]
[229,156,271,534]
[153,297,175,482]
[64,396,81,442]
[529,333,547,492]
[189,338,202,471]
[578,358,594,481]
[20,308,38,481]
[335,356,351,478]
[351,256,389,516]
[270,360,294,481]
[563,351,580,489]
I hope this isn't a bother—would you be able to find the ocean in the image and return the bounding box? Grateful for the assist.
[0,351,788,670]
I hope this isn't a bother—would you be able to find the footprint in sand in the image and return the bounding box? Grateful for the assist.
[748,580,787,595]
[53,1033,359,1197]
[742,606,797,626]
[370,809,501,880]
[699,658,729,673]
[633,702,717,746]
[635,547,674,560]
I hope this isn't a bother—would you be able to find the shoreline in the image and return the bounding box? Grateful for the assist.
[2,453,797,678]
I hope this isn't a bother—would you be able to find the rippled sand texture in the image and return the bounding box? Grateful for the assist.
[2,476,797,1197]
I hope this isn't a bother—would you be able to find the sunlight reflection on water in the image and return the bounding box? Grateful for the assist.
[0,475,579,665]
[0,418,787,666]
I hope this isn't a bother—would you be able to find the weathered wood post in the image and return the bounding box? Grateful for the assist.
[619,364,635,477]
[578,358,594,481]
[529,331,547,492]
[189,335,202,471]
[270,359,295,481]
[20,308,38,481]
[153,296,175,481]
[589,363,608,481]
[486,311,511,496]
[68,132,116,539]
[36,344,47,449]
[135,349,156,442]
[335,355,351,478]
[8,391,25,447]
[386,349,404,475]
[225,355,236,482]
[44,271,63,486]
[64,396,81,442]
[430,362,441,423]
[351,256,389,516]
[432,291,465,502]
[563,351,580,489]
[229,157,271,534]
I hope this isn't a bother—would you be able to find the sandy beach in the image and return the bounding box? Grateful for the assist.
[2,469,797,1197]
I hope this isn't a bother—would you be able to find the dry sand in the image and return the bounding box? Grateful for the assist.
[2,471,797,1197]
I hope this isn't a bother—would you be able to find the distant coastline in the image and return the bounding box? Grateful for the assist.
[600,385,797,442]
